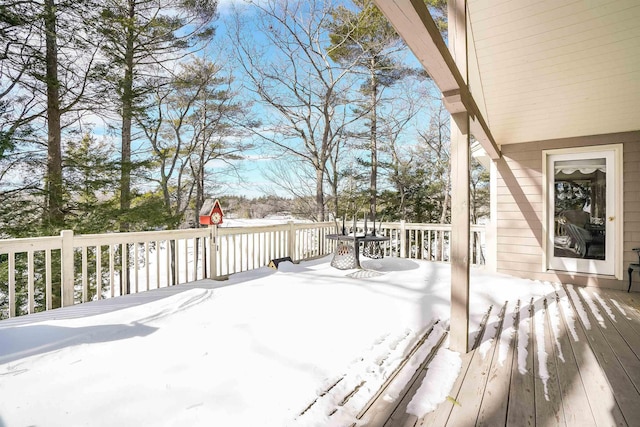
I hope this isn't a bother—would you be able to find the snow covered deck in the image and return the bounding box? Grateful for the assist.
[1,257,639,426]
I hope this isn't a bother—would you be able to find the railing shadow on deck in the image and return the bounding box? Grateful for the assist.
[409,284,637,427]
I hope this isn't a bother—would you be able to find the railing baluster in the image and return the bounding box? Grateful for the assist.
[109,244,115,298]
[262,232,266,264]
[224,236,229,276]
[61,230,74,306]
[133,242,139,293]
[96,246,102,300]
[27,251,35,314]
[232,235,236,274]
[241,234,246,272]
[192,238,198,280]
[202,236,207,279]
[144,241,150,291]
[174,239,179,285]
[121,243,128,296]
[82,246,88,303]
[443,231,448,261]
[183,238,188,282]
[155,240,160,288]
[165,240,170,287]
[251,233,256,270]
[45,249,52,309]
[8,252,15,317]
[270,231,274,261]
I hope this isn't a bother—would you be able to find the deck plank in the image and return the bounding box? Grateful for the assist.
[415,306,496,427]
[596,288,640,354]
[532,297,566,426]
[443,302,507,426]
[505,299,535,427]
[557,287,627,426]
[367,328,447,427]
[415,349,474,426]
[476,301,516,426]
[356,324,447,427]
[549,292,598,426]
[605,290,640,320]
[567,285,640,424]
[583,288,640,398]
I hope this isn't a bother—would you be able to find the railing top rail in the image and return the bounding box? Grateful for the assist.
[216,221,333,235]
[0,235,62,254]
[292,221,334,230]
[353,221,485,231]
[0,221,487,252]
[73,228,209,246]
[217,224,290,235]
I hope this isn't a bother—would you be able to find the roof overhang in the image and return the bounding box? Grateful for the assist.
[376,0,640,148]
[374,0,500,159]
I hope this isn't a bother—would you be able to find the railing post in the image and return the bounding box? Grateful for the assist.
[400,220,407,258]
[61,230,75,307]
[288,221,296,261]
[209,225,218,278]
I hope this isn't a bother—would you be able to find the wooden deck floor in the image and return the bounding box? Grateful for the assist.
[357,286,640,427]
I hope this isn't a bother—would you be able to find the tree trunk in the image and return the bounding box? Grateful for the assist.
[369,65,378,221]
[194,158,205,226]
[435,169,451,262]
[118,0,136,295]
[120,0,135,234]
[332,157,339,221]
[44,0,63,229]
[316,167,325,221]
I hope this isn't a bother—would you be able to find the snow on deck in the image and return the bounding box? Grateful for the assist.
[0,257,610,426]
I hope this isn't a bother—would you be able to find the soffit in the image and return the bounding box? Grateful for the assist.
[466,0,640,145]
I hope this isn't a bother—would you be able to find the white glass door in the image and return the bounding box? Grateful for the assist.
[546,147,619,276]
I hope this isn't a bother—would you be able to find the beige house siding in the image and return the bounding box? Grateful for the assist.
[495,131,640,290]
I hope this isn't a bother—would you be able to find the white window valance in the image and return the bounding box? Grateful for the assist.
[555,159,606,175]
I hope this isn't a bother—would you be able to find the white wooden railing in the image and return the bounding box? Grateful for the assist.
[0,221,485,319]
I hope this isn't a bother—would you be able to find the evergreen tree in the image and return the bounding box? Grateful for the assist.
[327,0,402,221]
[63,134,120,233]
[0,2,30,159]
[1,0,102,231]
[96,0,217,232]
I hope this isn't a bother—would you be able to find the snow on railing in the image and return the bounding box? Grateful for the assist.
[0,221,485,319]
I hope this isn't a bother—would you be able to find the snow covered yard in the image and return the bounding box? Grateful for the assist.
[0,257,577,426]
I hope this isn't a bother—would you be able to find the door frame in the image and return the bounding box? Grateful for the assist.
[542,144,623,279]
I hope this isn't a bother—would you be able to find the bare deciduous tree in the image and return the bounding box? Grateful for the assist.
[228,0,362,221]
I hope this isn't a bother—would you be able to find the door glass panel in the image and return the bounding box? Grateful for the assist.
[553,158,606,260]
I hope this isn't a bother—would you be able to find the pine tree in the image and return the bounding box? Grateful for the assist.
[1,0,102,231]
[326,0,447,221]
[96,0,217,232]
